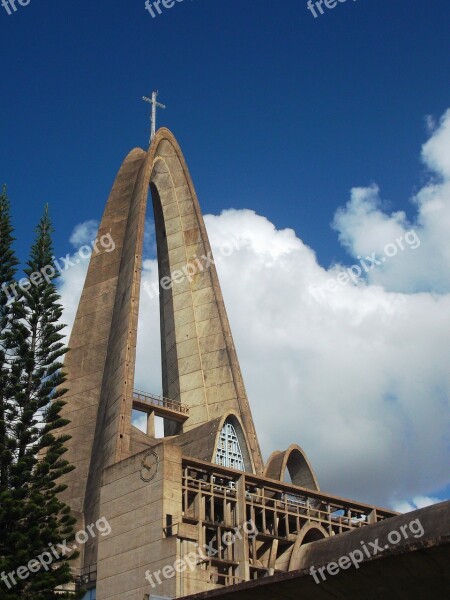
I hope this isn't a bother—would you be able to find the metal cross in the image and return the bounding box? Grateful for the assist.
[142,90,166,143]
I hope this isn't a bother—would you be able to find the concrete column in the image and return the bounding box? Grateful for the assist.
[147,410,155,437]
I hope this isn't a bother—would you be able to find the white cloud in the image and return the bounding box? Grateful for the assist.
[58,109,450,510]
[394,495,443,514]
[332,109,450,295]
[424,114,437,134]
[69,219,99,247]
[134,258,162,396]
[58,264,89,343]
[201,210,450,509]
[58,220,103,342]
[423,108,450,177]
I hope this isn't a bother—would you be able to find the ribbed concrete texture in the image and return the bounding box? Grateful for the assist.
[57,129,263,572]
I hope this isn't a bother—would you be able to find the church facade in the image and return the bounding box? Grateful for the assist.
[56,129,396,600]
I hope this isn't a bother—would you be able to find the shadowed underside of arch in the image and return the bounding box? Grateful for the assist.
[57,128,263,568]
[288,523,329,571]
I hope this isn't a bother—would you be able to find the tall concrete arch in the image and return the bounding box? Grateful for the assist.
[58,129,263,569]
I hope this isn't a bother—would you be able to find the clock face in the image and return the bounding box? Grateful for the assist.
[140,450,159,482]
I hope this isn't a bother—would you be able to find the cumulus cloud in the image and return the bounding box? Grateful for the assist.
[394,495,443,514]
[58,255,89,342]
[200,211,450,509]
[69,219,99,247]
[134,257,162,396]
[332,108,450,294]
[58,109,450,510]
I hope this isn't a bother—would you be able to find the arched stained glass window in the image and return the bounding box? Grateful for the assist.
[215,420,246,471]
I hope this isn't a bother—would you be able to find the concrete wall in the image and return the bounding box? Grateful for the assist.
[97,442,182,600]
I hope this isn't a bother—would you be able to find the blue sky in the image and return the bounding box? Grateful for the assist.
[1,0,449,264]
[1,0,449,507]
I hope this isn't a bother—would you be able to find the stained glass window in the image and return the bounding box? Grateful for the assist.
[215,420,246,471]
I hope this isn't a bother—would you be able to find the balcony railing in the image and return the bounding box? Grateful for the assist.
[181,459,397,538]
[72,563,97,590]
[132,389,189,416]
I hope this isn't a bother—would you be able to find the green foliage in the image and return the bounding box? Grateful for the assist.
[0,193,82,599]
[0,185,19,497]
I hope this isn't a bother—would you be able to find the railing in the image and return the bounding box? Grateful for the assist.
[133,389,189,415]
[178,459,397,586]
[73,563,97,589]
[181,459,397,534]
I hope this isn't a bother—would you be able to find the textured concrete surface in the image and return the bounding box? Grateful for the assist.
[97,443,181,600]
[57,147,148,569]
[265,444,320,490]
[179,501,450,600]
[57,129,263,572]
[55,129,433,600]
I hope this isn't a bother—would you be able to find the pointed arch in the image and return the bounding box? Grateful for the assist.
[57,129,264,572]
[215,420,246,471]
[213,412,255,473]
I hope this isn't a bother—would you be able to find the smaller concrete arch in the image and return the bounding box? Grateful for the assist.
[287,523,329,571]
[264,444,320,491]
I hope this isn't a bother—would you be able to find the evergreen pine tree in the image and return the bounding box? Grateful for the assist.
[0,184,19,496]
[0,203,81,599]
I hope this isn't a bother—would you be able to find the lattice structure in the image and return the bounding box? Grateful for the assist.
[215,421,246,471]
[181,459,396,587]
